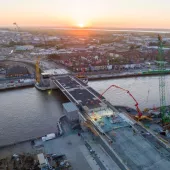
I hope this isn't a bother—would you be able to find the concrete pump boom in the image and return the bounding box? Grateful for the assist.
[100,84,143,118]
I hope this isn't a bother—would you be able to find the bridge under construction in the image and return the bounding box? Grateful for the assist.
[46,74,170,170]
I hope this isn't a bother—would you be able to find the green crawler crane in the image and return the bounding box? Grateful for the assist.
[157,35,170,124]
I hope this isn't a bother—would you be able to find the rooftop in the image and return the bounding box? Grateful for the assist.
[63,102,78,112]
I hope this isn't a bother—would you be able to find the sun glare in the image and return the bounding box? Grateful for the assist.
[78,23,84,28]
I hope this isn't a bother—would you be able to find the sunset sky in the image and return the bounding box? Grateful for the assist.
[0,0,170,29]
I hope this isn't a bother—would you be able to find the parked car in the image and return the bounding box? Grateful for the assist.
[42,133,56,142]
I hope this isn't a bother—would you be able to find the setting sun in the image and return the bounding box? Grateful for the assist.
[78,23,84,28]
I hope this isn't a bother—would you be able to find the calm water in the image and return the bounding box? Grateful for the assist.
[89,75,170,110]
[1,75,170,146]
[0,87,68,147]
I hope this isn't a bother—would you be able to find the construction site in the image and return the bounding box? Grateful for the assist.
[1,25,170,170]
[34,34,170,170]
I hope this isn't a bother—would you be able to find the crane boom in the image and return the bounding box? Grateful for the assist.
[13,22,19,31]
[100,84,143,118]
[13,22,23,43]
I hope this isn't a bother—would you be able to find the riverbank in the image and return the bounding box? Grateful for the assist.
[1,71,165,91]
[1,73,170,148]
[0,79,35,91]
[87,71,170,80]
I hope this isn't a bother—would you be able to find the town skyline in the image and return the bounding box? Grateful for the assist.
[0,0,170,29]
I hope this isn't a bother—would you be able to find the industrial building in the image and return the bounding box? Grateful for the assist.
[63,102,79,121]
[38,69,69,88]
[6,65,30,77]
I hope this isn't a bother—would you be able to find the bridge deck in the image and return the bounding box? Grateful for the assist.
[52,75,170,170]
[53,75,104,110]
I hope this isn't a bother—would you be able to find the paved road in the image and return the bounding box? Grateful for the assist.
[106,126,170,170]
[84,141,107,170]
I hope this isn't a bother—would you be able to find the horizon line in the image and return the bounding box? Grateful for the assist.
[0,25,170,30]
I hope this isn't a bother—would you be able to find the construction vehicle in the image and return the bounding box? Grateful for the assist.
[156,35,170,124]
[141,35,170,126]
[145,35,170,125]
[100,84,152,121]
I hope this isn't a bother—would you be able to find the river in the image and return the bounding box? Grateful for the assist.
[0,87,68,147]
[89,75,170,110]
[0,75,170,146]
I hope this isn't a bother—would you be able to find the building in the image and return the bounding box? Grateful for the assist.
[40,69,69,87]
[63,102,79,121]
[6,65,29,77]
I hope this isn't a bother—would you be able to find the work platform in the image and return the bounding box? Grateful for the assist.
[52,75,131,133]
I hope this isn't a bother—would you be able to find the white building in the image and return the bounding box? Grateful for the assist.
[15,45,34,51]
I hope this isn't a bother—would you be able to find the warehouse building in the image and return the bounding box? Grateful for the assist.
[6,65,30,77]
